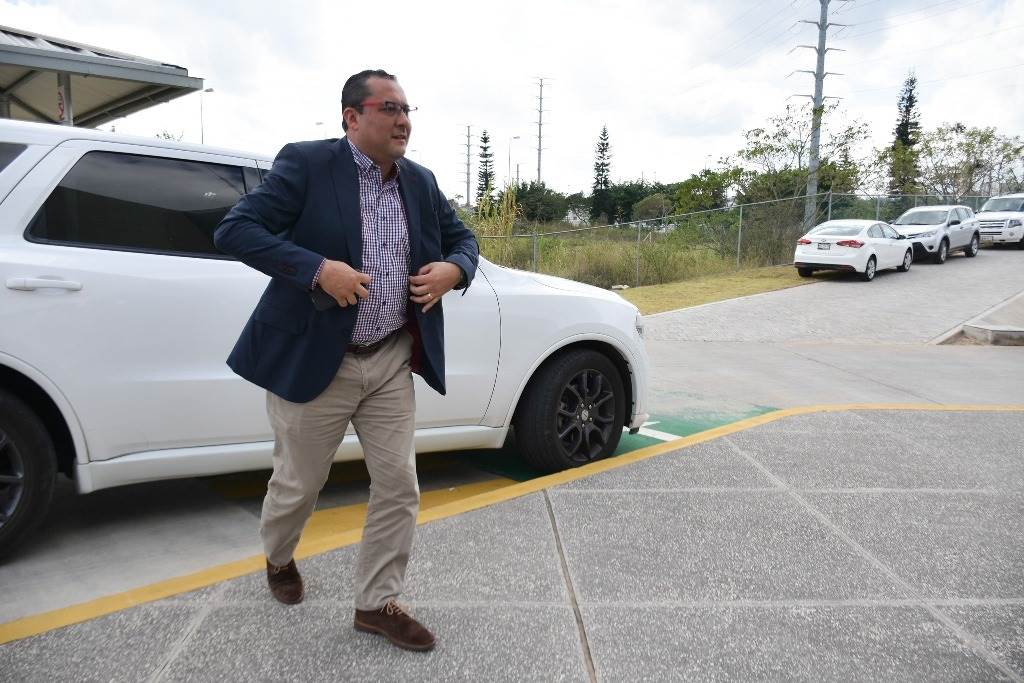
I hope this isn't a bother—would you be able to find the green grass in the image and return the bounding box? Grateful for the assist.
[617,264,842,315]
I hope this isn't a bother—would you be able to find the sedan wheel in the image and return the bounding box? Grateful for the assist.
[514,349,626,473]
[965,235,980,258]
[0,390,57,558]
[897,249,913,272]
[860,255,877,282]
[933,239,949,264]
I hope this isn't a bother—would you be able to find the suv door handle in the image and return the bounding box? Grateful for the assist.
[6,277,83,291]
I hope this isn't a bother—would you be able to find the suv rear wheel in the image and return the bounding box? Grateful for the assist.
[513,349,626,473]
[965,234,980,257]
[0,389,57,558]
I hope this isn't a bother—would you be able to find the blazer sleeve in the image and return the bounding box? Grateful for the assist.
[431,172,479,291]
[213,143,324,290]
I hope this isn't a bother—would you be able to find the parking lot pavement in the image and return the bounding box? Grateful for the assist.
[644,248,1024,418]
[644,249,1024,344]
[3,408,1022,681]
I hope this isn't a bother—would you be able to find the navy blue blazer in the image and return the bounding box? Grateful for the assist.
[213,138,479,403]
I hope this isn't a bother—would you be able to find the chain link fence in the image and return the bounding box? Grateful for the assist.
[477,192,993,289]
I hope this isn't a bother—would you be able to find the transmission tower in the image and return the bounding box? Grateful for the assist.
[534,77,549,184]
[791,0,846,228]
[458,124,472,207]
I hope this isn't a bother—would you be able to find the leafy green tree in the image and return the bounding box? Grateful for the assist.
[476,129,495,206]
[606,180,650,223]
[505,181,569,223]
[632,193,673,220]
[886,73,922,195]
[917,123,1024,198]
[591,125,613,221]
[673,168,741,215]
[565,192,590,223]
[733,103,869,202]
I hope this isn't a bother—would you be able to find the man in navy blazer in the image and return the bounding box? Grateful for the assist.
[214,69,478,652]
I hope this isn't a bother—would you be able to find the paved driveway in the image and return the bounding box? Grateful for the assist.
[646,249,1024,344]
[644,249,1024,418]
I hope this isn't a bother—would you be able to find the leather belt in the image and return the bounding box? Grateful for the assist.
[346,330,398,356]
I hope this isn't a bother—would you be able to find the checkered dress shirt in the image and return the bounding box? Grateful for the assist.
[345,140,410,345]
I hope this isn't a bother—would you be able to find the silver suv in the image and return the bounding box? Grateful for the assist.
[891,205,981,264]
[976,194,1024,248]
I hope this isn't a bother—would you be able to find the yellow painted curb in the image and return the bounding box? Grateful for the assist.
[2,402,1022,645]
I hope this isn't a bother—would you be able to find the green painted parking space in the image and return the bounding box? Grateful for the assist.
[454,407,778,482]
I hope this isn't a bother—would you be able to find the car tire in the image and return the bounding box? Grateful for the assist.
[965,234,980,257]
[797,267,814,278]
[0,389,57,558]
[933,239,949,264]
[897,249,913,272]
[860,255,877,282]
[513,349,626,473]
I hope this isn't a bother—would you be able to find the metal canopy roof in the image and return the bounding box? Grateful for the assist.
[0,25,203,128]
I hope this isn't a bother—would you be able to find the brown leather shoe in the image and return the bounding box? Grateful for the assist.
[266,559,303,605]
[354,600,436,652]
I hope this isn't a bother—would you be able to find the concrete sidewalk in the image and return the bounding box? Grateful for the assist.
[2,407,1022,681]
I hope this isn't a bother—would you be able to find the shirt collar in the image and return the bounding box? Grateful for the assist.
[347,138,400,182]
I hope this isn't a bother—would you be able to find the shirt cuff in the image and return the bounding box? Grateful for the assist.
[311,258,326,290]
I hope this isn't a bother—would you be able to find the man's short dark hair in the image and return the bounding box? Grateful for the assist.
[341,69,397,131]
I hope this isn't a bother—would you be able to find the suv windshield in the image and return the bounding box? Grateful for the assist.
[895,210,948,225]
[980,198,1024,212]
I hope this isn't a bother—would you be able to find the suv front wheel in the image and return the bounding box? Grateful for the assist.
[0,390,57,558]
[514,349,626,473]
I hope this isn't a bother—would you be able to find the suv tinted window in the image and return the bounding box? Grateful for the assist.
[27,151,244,257]
[0,143,26,173]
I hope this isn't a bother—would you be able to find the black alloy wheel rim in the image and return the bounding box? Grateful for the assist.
[0,429,25,528]
[555,369,617,464]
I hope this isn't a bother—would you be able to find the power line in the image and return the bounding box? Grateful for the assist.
[847,61,1024,94]
[839,0,965,26]
[838,23,1024,68]
[698,0,808,67]
[839,0,987,39]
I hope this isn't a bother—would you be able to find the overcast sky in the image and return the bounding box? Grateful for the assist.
[5,0,1022,200]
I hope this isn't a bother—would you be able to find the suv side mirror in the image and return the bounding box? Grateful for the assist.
[948,219,961,226]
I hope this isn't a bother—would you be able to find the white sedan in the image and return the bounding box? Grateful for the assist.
[0,120,649,555]
[793,219,914,282]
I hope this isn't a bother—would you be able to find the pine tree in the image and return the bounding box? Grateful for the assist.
[889,73,921,195]
[476,130,495,205]
[591,125,612,221]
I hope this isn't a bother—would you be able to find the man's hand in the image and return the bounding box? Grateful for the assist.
[409,262,462,313]
[319,259,371,307]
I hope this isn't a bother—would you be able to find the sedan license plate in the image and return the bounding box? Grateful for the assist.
[817,242,831,250]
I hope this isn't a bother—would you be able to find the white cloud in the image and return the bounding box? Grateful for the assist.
[3,0,1021,199]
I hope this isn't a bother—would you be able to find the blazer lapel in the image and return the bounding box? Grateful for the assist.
[398,158,422,270]
[329,138,363,268]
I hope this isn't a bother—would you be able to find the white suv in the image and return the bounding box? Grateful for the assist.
[0,120,649,555]
[891,205,981,264]
[976,194,1024,248]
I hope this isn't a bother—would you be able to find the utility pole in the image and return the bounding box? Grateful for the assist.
[534,77,549,184]
[460,124,472,208]
[792,0,845,229]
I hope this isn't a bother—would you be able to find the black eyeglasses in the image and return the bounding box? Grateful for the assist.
[358,100,417,116]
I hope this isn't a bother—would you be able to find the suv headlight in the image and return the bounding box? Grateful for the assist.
[635,314,645,339]
[918,230,937,238]
[1008,219,1022,228]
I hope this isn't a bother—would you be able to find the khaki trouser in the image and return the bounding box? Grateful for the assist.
[261,331,418,611]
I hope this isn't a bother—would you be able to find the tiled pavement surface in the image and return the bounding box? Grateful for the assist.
[4,409,1022,682]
